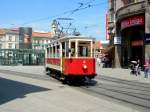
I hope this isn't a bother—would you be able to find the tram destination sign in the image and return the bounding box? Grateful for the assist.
[121,16,144,30]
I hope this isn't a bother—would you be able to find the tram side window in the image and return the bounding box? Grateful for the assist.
[50,47,52,57]
[66,42,69,57]
[56,45,60,57]
[47,48,49,58]
[71,42,75,57]
[62,42,65,57]
[53,46,55,58]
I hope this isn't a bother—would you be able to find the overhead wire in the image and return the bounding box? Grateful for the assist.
[21,0,107,26]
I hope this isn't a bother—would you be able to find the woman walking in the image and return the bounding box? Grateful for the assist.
[144,62,150,78]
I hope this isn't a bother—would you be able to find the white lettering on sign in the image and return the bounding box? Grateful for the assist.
[114,37,121,45]
[121,16,144,30]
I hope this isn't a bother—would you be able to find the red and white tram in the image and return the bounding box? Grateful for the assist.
[45,35,97,82]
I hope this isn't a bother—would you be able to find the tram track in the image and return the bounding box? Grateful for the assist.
[79,75,150,110]
[97,75,150,88]
[0,69,58,83]
[1,69,150,110]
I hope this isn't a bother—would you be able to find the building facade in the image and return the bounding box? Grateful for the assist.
[0,28,48,65]
[32,32,52,50]
[108,0,150,67]
[0,29,19,49]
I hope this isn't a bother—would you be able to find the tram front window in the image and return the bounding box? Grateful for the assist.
[78,42,91,57]
[78,46,87,57]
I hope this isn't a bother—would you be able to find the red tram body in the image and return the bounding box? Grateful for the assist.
[45,35,97,82]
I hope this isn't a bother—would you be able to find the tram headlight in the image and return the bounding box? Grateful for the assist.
[83,64,87,69]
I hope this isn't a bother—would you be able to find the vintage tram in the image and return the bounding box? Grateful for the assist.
[45,35,97,82]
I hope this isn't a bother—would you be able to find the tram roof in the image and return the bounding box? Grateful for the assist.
[60,35,95,41]
[46,35,95,47]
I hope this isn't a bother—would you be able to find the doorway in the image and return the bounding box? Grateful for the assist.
[121,25,145,67]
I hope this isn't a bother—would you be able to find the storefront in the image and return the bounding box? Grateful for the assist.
[120,15,145,67]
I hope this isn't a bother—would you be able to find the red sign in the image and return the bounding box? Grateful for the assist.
[106,13,110,40]
[131,40,143,46]
[121,16,144,30]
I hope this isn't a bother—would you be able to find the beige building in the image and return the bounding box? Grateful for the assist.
[0,29,19,49]
[108,0,150,68]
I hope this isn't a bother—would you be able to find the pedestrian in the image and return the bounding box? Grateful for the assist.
[144,62,150,78]
[97,57,101,67]
[135,59,141,76]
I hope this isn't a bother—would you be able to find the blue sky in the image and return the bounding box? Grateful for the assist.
[0,0,107,40]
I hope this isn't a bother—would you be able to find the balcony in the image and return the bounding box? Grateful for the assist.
[116,1,146,21]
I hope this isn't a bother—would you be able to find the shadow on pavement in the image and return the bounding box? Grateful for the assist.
[0,77,51,105]
[70,79,97,87]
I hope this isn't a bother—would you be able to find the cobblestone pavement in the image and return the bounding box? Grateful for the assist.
[0,67,143,112]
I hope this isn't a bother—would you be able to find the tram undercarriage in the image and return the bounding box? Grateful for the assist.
[46,67,96,84]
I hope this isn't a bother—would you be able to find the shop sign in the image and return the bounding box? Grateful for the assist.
[106,13,110,40]
[131,40,143,46]
[114,37,121,45]
[121,16,144,30]
[145,33,150,42]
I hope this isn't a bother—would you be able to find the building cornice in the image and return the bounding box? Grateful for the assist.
[116,1,146,22]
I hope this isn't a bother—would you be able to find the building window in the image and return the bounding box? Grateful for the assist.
[15,44,18,49]
[32,40,34,44]
[0,44,2,49]
[9,36,12,41]
[0,36,2,41]
[42,40,44,44]
[8,43,12,49]
[14,36,17,42]
[40,40,43,44]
